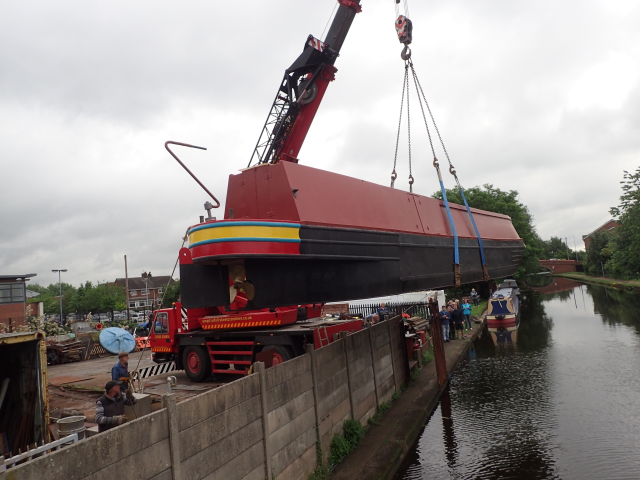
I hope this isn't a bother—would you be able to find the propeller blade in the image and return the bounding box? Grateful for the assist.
[239,282,255,301]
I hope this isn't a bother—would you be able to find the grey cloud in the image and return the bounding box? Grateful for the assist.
[2,0,639,286]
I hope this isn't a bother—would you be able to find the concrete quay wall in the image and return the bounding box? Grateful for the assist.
[2,320,408,480]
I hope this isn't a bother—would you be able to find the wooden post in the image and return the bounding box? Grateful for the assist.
[367,325,380,406]
[255,362,272,478]
[162,394,182,480]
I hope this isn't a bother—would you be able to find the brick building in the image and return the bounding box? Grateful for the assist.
[582,220,618,250]
[114,272,174,310]
[0,273,36,331]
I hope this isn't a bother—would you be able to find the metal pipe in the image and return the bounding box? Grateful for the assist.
[164,141,219,207]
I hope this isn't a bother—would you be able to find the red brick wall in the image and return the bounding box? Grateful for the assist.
[321,303,349,316]
[539,259,580,273]
[0,303,26,329]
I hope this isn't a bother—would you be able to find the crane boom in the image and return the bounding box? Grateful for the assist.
[248,0,362,167]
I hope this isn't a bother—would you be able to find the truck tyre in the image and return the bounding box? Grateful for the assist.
[183,346,212,382]
[261,345,292,366]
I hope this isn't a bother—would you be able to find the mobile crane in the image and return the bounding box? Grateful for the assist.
[149,0,366,381]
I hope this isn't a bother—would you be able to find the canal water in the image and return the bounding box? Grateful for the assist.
[396,282,640,479]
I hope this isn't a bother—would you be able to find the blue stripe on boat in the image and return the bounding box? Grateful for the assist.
[189,221,301,234]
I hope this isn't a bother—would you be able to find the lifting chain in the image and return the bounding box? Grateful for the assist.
[406,62,413,192]
[391,63,409,188]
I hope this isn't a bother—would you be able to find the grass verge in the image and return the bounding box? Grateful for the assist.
[554,273,640,290]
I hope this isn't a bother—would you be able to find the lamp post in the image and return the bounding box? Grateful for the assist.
[144,276,149,317]
[52,269,67,324]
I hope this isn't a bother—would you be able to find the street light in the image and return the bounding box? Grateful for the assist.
[144,276,149,318]
[52,269,67,324]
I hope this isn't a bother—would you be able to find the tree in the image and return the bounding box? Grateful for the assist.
[432,184,543,278]
[607,168,640,279]
[583,230,612,276]
[28,282,76,315]
[161,280,180,308]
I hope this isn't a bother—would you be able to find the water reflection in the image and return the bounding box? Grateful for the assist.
[397,284,640,480]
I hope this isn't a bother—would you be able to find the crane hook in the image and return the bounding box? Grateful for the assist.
[401,44,412,60]
[391,169,398,188]
[408,174,414,192]
[449,164,457,177]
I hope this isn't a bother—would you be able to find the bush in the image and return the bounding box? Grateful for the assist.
[329,419,367,465]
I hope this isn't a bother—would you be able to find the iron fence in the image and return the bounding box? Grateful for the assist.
[348,302,431,319]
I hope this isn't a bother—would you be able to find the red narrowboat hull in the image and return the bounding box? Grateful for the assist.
[180,163,525,309]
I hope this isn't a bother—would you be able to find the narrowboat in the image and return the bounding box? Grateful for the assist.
[487,279,521,345]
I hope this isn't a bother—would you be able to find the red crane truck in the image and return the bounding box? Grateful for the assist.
[149,0,365,382]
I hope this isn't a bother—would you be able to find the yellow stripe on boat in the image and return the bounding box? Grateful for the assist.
[189,224,300,247]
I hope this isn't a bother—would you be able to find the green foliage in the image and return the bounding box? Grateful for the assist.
[31,280,126,317]
[433,184,543,277]
[329,419,367,465]
[410,366,421,385]
[29,282,77,315]
[540,236,583,261]
[368,402,391,426]
[471,300,488,317]
[583,230,613,276]
[161,280,180,307]
[606,168,640,279]
[329,436,352,465]
[392,389,402,401]
[308,465,328,480]
[422,349,434,365]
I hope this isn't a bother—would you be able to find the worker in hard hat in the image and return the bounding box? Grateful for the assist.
[96,380,137,432]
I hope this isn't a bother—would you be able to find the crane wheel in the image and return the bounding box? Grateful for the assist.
[183,346,212,382]
[261,345,292,366]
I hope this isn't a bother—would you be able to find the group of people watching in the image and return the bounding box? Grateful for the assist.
[439,296,475,342]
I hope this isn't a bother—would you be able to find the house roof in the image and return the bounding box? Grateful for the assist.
[114,276,174,290]
[0,274,37,281]
[582,219,618,240]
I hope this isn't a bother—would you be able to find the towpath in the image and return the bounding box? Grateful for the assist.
[331,316,486,480]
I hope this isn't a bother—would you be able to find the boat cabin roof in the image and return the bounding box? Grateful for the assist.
[491,287,515,299]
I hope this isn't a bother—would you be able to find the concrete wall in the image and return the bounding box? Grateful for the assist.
[2,320,408,480]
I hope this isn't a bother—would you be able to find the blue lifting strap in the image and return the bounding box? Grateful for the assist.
[450,165,490,281]
[434,159,460,265]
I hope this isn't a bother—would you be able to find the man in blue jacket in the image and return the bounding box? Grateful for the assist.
[112,352,130,392]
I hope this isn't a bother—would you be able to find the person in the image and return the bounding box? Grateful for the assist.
[365,313,379,325]
[112,352,130,392]
[450,304,465,339]
[377,303,391,322]
[447,305,456,339]
[462,298,472,331]
[470,288,479,306]
[439,305,450,342]
[96,380,137,432]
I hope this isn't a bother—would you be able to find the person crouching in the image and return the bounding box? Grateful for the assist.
[96,380,137,432]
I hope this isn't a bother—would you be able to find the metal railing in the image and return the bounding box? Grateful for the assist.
[0,433,79,471]
[348,302,431,320]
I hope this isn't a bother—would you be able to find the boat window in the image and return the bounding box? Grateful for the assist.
[155,312,169,334]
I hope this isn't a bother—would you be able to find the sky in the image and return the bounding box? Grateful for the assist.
[1,0,639,287]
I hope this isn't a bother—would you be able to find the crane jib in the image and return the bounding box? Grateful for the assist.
[248,0,362,168]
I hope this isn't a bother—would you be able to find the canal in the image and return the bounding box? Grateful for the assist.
[396,282,640,479]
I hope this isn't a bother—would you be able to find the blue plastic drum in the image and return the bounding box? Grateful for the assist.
[99,327,136,355]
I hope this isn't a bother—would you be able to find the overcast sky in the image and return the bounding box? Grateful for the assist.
[1,0,639,287]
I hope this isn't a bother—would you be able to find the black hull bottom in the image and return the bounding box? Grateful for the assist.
[181,231,525,309]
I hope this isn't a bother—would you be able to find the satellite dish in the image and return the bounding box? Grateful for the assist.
[99,327,136,355]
